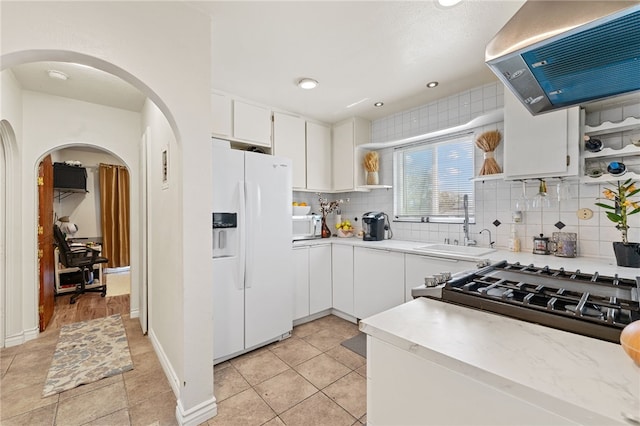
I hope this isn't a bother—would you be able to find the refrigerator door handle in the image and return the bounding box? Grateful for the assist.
[245,181,260,289]
[237,180,246,290]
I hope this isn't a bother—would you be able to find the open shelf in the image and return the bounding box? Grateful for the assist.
[579,171,640,185]
[470,173,504,182]
[584,116,640,136]
[583,144,640,159]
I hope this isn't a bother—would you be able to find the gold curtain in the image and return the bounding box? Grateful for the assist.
[99,163,130,268]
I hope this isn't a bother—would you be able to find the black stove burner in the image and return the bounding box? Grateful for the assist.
[441,260,640,343]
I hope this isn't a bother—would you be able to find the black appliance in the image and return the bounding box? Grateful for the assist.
[440,261,640,343]
[362,212,385,241]
[53,162,87,192]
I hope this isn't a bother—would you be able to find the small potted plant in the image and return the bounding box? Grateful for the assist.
[595,178,640,267]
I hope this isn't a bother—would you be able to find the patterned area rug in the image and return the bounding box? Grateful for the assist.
[43,314,134,397]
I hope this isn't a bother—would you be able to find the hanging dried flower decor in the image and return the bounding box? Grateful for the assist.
[475,130,502,175]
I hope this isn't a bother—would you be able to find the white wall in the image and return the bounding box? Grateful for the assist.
[1,2,214,423]
[21,90,141,312]
[142,98,185,395]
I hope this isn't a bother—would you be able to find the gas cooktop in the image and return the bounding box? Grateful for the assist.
[440,261,640,343]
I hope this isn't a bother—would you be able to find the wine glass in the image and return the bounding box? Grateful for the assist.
[514,181,530,212]
[532,179,552,209]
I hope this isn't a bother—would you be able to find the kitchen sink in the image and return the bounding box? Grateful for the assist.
[413,244,496,257]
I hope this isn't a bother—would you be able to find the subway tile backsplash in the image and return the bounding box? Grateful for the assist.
[294,82,640,262]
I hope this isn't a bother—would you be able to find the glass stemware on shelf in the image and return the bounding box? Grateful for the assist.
[514,180,530,211]
[532,179,552,209]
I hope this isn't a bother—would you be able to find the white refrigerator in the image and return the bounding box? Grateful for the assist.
[212,142,293,363]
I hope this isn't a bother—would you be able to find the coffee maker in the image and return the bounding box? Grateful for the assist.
[362,212,386,241]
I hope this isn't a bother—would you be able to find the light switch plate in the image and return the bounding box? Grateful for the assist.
[577,208,594,220]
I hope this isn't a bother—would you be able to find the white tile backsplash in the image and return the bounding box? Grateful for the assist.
[294,82,640,263]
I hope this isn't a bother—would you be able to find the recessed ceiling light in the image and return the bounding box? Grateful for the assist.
[426,81,439,88]
[374,102,384,107]
[47,70,69,81]
[438,0,462,6]
[297,78,318,89]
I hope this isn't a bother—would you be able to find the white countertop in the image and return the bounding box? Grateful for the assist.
[360,297,640,425]
[294,237,639,279]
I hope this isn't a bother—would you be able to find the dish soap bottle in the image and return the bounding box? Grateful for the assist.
[508,224,521,252]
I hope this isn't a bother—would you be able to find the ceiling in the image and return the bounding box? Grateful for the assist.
[10,62,147,113]
[9,1,528,124]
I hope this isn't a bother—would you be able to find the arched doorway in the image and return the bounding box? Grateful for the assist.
[38,144,133,330]
[0,119,19,345]
[0,52,178,343]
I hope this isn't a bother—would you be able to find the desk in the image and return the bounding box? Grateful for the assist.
[54,245,103,295]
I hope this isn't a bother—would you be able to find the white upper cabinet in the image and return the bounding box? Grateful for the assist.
[273,112,306,189]
[503,89,579,179]
[332,117,371,191]
[306,121,332,191]
[232,99,272,148]
[211,91,232,138]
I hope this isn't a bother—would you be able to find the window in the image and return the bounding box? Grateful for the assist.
[393,136,475,223]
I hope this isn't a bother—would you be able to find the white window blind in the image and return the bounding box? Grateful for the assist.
[393,136,475,222]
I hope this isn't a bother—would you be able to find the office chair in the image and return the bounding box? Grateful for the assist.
[53,224,109,304]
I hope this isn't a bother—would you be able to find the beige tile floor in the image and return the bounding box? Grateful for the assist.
[0,308,177,426]
[1,312,365,426]
[208,315,366,426]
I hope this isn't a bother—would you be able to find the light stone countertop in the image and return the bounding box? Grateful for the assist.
[360,297,640,425]
[293,237,639,279]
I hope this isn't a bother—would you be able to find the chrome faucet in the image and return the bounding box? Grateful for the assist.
[463,194,476,246]
[480,228,494,248]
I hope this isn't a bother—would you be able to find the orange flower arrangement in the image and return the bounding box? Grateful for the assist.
[596,178,640,244]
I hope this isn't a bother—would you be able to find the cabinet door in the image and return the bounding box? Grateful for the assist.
[211,92,232,138]
[354,247,404,319]
[273,113,306,189]
[404,254,476,302]
[504,89,579,179]
[293,247,310,320]
[306,122,332,191]
[309,244,332,315]
[332,120,355,191]
[332,244,354,316]
[233,100,272,147]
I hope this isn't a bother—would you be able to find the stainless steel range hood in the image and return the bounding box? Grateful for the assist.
[486,1,640,115]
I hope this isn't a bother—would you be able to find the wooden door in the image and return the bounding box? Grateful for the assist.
[38,155,55,331]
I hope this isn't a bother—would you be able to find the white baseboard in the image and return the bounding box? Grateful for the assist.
[148,328,218,425]
[129,308,139,318]
[148,328,180,397]
[4,326,39,348]
[4,332,25,347]
[176,396,217,426]
[330,309,358,324]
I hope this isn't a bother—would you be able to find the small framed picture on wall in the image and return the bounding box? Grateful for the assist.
[161,145,169,189]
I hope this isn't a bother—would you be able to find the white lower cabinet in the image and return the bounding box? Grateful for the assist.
[354,247,404,319]
[332,244,354,316]
[309,244,332,314]
[293,247,310,320]
[293,244,332,321]
[404,254,477,301]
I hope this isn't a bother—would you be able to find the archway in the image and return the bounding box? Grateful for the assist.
[0,119,18,345]
[38,143,133,329]
[0,51,180,343]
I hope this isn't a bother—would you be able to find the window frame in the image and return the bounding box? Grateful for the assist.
[392,134,475,224]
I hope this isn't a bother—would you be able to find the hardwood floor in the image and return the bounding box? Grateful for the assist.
[48,293,130,330]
